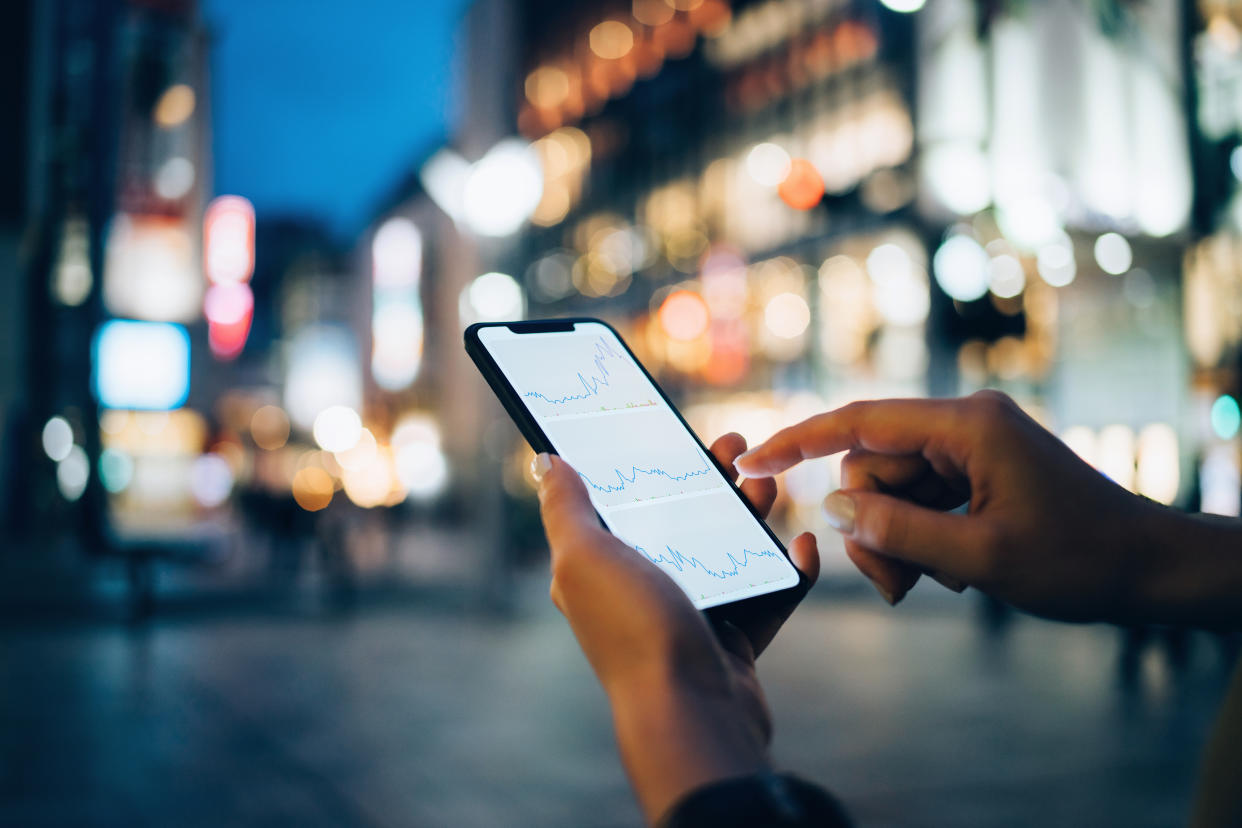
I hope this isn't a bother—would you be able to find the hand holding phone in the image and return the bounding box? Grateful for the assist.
[530,439,821,824]
[466,318,803,613]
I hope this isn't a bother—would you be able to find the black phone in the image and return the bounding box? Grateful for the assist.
[465,317,802,614]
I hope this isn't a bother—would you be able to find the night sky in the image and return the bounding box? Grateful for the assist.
[203,0,470,240]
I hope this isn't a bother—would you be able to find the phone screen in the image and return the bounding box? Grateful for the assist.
[476,321,800,610]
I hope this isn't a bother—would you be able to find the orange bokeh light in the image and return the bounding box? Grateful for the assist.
[659,289,710,341]
[778,159,825,211]
[292,467,334,512]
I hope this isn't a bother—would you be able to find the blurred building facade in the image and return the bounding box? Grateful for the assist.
[7,0,1242,611]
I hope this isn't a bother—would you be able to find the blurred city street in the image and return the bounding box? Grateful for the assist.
[4,0,1242,824]
[3,581,1236,828]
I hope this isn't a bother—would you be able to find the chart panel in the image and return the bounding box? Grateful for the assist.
[490,331,660,419]
[541,407,721,508]
[605,490,797,607]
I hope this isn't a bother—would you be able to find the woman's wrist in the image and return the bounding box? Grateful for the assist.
[1127,503,1242,629]
[608,673,769,825]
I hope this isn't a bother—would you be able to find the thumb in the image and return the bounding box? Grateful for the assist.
[822,488,987,581]
[532,453,605,550]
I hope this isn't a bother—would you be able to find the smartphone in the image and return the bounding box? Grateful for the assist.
[465,317,802,613]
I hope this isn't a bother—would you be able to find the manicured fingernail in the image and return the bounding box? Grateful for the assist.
[530,453,552,484]
[822,490,855,534]
[931,572,968,593]
[870,578,897,606]
[733,450,757,473]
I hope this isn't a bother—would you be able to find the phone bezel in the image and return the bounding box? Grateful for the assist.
[464,317,805,619]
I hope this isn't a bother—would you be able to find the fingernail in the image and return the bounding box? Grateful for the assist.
[530,453,552,484]
[821,490,855,534]
[870,578,897,606]
[931,572,968,593]
[732,450,756,474]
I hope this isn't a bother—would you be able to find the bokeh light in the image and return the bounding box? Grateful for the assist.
[866,242,930,326]
[98,449,134,494]
[313,406,363,453]
[190,453,234,508]
[461,272,524,323]
[746,142,791,187]
[56,446,89,502]
[590,21,634,60]
[1093,232,1133,275]
[1136,423,1179,505]
[1035,233,1077,287]
[291,467,334,512]
[659,290,710,341]
[153,83,195,128]
[764,292,811,338]
[777,159,825,210]
[988,254,1026,299]
[879,0,927,11]
[93,320,191,411]
[525,66,570,109]
[933,235,990,302]
[462,139,544,237]
[41,416,74,463]
[1211,394,1241,440]
[250,405,290,451]
[154,157,195,200]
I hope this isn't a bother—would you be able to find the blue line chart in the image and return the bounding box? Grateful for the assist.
[636,544,782,580]
[522,337,622,406]
[577,459,713,496]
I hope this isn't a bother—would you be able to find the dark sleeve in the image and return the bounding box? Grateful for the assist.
[657,772,852,828]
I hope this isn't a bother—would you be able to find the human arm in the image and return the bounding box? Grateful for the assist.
[532,434,831,824]
[733,391,1242,629]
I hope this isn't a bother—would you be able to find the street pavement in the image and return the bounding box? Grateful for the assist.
[1,577,1235,827]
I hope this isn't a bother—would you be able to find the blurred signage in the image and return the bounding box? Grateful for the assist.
[93,320,191,410]
[203,195,256,359]
[103,214,201,321]
[371,217,424,391]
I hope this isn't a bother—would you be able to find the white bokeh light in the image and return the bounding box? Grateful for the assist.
[1093,233,1132,276]
[313,406,363,453]
[988,255,1026,299]
[933,235,990,302]
[461,139,544,237]
[746,143,792,187]
[42,417,74,462]
[460,272,524,324]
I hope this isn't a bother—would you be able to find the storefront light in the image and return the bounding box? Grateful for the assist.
[93,320,191,411]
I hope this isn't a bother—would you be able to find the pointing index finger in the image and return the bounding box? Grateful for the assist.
[734,399,968,477]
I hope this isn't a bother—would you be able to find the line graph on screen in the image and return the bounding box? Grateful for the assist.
[543,407,722,507]
[636,545,783,580]
[606,490,798,604]
[500,333,659,418]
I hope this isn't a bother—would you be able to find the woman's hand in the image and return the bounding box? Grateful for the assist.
[533,433,819,823]
[734,391,1242,627]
